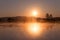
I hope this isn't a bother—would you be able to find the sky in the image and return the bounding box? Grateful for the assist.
[0,0,60,17]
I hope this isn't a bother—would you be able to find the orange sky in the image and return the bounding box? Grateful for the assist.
[0,0,60,18]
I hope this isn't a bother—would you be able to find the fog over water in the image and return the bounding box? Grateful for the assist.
[0,22,60,40]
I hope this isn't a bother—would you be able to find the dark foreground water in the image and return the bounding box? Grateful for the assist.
[0,22,60,40]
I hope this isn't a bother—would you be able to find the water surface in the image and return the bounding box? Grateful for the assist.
[0,22,60,40]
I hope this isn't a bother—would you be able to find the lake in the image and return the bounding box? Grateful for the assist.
[0,22,60,40]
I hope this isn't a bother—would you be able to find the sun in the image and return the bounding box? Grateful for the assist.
[32,10,38,17]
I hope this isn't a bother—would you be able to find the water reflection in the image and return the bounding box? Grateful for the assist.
[22,22,55,38]
[0,22,60,40]
[25,23,43,38]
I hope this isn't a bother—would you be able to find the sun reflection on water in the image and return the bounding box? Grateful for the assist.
[24,23,45,38]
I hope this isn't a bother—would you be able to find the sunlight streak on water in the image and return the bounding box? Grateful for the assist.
[21,23,48,38]
[0,22,60,40]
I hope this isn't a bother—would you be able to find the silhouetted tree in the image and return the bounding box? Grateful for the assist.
[50,14,53,18]
[46,13,50,19]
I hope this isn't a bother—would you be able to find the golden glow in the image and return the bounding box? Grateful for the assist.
[28,23,40,34]
[26,23,43,37]
[32,10,38,17]
[21,23,48,38]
